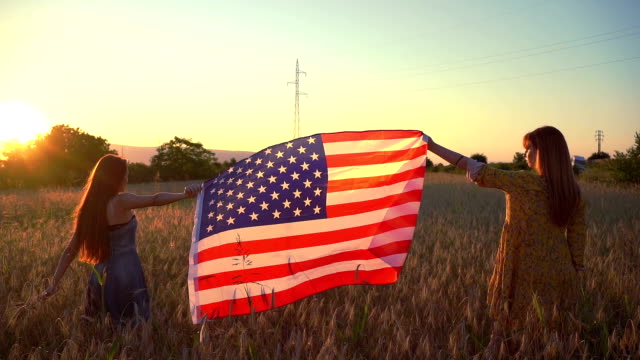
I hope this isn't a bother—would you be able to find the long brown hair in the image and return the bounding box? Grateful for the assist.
[75,154,127,264]
[523,126,581,227]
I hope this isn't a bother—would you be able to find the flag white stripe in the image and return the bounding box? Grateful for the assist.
[190,191,205,266]
[323,136,424,155]
[192,253,407,306]
[327,156,425,181]
[195,201,421,253]
[189,227,414,279]
[189,190,206,323]
[327,177,424,205]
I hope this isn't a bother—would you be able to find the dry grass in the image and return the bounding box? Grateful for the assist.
[1,174,639,359]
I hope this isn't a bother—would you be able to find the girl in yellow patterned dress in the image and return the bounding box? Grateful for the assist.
[425,126,586,327]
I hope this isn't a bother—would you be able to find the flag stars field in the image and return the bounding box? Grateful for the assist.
[196,135,332,238]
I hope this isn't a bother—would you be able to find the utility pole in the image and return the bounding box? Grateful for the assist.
[595,130,604,155]
[287,59,306,139]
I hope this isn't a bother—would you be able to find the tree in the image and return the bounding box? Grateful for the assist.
[37,125,116,185]
[426,157,434,168]
[433,163,445,172]
[512,152,528,170]
[0,145,32,188]
[127,162,155,184]
[588,152,610,161]
[470,153,488,164]
[1,124,115,187]
[151,137,219,181]
[610,131,640,183]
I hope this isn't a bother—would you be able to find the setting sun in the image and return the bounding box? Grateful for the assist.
[0,101,51,145]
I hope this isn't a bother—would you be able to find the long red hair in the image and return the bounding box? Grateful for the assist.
[74,154,127,264]
[523,126,581,227]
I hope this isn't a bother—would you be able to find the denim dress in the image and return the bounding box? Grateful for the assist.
[85,216,150,324]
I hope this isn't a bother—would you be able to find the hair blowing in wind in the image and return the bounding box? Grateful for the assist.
[75,154,127,264]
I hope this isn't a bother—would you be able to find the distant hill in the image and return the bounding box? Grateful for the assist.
[110,144,254,165]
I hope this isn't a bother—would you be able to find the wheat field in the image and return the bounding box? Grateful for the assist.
[1,174,639,359]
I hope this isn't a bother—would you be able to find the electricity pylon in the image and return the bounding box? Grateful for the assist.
[287,59,306,138]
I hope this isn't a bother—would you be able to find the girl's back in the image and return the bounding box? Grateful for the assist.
[86,216,150,323]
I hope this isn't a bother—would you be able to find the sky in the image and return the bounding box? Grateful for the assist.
[0,0,639,163]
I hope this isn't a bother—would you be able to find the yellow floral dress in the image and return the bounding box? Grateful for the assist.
[474,165,586,325]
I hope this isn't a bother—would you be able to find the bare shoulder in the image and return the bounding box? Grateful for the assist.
[111,193,137,206]
[110,192,155,211]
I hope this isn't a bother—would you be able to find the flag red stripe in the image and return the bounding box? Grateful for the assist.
[197,266,402,318]
[196,214,417,263]
[327,166,425,192]
[197,240,411,291]
[326,189,422,218]
[321,130,424,143]
[325,144,426,168]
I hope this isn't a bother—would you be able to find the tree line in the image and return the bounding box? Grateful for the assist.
[0,125,236,189]
[2,125,639,189]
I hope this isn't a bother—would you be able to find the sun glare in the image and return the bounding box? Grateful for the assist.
[0,101,51,145]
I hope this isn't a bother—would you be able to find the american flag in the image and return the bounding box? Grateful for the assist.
[188,130,427,323]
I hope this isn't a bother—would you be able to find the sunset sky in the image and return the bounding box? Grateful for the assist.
[1,0,639,162]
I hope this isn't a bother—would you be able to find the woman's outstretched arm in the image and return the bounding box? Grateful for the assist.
[42,233,81,298]
[425,135,484,180]
[113,184,202,211]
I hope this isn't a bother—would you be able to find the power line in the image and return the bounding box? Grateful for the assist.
[287,59,306,139]
[374,25,640,82]
[376,0,552,49]
[388,28,640,80]
[408,54,640,93]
